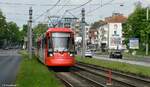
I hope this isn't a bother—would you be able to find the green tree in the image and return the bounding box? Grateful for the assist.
[33,23,48,39]
[33,23,48,45]
[90,20,105,29]
[22,24,28,36]
[123,2,150,51]
[0,9,24,48]
[0,9,7,47]
[7,22,21,45]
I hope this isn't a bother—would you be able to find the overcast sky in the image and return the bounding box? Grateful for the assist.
[0,0,150,27]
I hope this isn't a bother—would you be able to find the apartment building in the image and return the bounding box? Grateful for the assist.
[98,13,127,51]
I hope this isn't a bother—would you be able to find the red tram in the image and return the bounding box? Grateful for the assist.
[36,28,75,67]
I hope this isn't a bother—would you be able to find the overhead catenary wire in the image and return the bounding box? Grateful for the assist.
[5,12,42,16]
[34,0,115,25]
[33,0,61,22]
[61,0,93,19]
[60,0,93,20]
[67,0,93,11]
[0,2,100,6]
[86,0,115,14]
[67,0,115,18]
[4,0,109,24]
[55,0,70,15]
[0,0,98,23]
[45,0,70,28]
[66,10,78,18]
[61,0,115,20]
[0,2,64,6]
[61,10,68,19]
[48,0,70,27]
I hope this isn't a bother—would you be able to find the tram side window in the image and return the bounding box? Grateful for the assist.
[37,42,40,49]
[42,38,45,49]
[48,38,53,56]
[48,38,53,51]
[69,37,75,52]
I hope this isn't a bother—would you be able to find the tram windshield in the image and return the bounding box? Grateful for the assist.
[49,32,74,52]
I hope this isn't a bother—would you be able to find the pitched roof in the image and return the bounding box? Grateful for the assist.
[105,13,127,23]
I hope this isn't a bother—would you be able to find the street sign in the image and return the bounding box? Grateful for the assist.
[129,38,139,49]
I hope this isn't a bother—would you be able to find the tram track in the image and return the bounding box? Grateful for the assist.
[54,62,150,87]
[56,66,133,87]
[56,71,107,87]
[76,62,150,87]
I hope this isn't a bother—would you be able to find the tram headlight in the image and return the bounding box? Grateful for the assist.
[49,54,53,56]
[70,54,73,56]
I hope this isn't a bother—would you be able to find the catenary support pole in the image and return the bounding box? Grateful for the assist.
[29,7,33,59]
[81,8,86,58]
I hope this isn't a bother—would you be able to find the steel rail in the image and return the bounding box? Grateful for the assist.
[77,62,150,83]
[75,65,137,87]
[56,74,74,87]
[73,72,107,87]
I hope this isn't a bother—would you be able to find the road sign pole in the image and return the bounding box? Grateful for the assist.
[146,7,149,55]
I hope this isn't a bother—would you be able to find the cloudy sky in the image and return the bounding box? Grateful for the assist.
[0,0,150,27]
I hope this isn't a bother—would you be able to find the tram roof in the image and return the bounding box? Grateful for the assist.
[47,27,73,33]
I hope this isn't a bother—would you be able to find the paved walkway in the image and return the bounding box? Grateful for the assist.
[0,49,21,87]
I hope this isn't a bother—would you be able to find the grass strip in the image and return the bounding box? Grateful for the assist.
[76,56,150,77]
[16,50,63,87]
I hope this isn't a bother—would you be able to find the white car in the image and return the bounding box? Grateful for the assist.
[85,50,93,58]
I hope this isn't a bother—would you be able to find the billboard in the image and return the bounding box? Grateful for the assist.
[109,23,122,49]
[110,37,121,46]
[129,38,139,49]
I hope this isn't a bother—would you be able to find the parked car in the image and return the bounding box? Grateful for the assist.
[3,47,9,50]
[109,51,122,59]
[85,50,93,58]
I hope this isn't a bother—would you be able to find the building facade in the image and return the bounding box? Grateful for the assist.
[98,13,127,51]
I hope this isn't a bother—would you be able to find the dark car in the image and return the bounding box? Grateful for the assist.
[109,51,122,59]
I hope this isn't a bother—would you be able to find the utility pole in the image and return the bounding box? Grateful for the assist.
[100,0,102,7]
[29,7,33,59]
[146,7,149,55]
[81,8,86,58]
[27,21,30,51]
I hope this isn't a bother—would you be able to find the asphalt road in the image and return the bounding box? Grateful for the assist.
[0,49,21,87]
[94,55,150,67]
[95,54,150,63]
